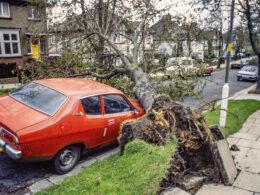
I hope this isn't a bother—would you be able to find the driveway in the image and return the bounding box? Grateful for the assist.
[182,68,256,108]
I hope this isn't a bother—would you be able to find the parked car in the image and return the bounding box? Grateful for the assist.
[0,78,145,174]
[231,58,247,69]
[202,65,214,76]
[237,65,259,81]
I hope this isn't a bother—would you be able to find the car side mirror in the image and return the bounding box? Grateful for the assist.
[134,109,140,115]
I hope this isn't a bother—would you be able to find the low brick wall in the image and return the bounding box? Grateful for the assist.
[0,77,19,84]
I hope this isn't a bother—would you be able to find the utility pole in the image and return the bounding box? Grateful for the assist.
[219,0,236,127]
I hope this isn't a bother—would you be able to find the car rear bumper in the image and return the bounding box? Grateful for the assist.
[0,138,22,160]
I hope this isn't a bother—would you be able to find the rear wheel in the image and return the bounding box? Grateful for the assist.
[52,145,81,174]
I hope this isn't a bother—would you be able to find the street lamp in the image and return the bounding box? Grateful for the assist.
[219,0,236,127]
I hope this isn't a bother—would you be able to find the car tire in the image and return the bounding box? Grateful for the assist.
[52,145,81,174]
[237,77,241,81]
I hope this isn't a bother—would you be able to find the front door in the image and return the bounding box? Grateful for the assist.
[102,94,134,143]
[77,95,105,148]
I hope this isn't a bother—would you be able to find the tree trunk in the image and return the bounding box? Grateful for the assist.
[100,34,155,111]
[95,0,105,67]
[217,23,223,69]
[245,0,260,89]
[187,39,192,57]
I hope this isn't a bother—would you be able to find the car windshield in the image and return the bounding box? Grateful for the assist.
[242,66,257,72]
[9,82,67,116]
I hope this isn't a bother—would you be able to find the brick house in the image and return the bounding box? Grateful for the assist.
[0,0,48,83]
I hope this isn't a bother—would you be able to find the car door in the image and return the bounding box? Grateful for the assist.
[76,95,106,148]
[102,94,134,143]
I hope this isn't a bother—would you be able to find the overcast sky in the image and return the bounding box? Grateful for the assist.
[50,0,235,31]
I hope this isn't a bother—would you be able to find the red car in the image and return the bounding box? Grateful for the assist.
[204,65,214,76]
[0,78,144,174]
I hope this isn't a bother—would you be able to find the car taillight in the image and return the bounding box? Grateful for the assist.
[0,127,19,145]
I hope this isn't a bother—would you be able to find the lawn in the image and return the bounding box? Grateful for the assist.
[204,99,260,136]
[0,89,9,95]
[38,140,176,195]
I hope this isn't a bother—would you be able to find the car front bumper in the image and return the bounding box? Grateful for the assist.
[237,75,258,81]
[0,138,22,160]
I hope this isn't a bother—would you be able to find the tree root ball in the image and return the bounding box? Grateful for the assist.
[118,95,222,194]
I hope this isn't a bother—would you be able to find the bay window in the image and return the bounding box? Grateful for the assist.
[0,30,21,57]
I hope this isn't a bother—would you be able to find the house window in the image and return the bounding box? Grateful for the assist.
[0,30,21,57]
[112,34,124,44]
[40,38,46,54]
[28,6,40,20]
[26,35,32,54]
[0,2,10,18]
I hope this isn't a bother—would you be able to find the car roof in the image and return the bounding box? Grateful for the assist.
[35,78,123,97]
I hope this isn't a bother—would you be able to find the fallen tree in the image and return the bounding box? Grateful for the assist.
[119,96,226,194]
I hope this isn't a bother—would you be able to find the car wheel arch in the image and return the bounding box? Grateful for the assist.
[52,142,87,160]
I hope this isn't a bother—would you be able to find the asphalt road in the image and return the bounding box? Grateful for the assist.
[182,68,256,108]
[0,68,255,194]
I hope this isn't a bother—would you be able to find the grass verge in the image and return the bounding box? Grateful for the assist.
[0,89,11,95]
[38,140,176,195]
[204,99,260,136]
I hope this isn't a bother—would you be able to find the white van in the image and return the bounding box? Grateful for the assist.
[166,57,195,71]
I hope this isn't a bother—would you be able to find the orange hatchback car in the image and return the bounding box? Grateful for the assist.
[0,78,144,174]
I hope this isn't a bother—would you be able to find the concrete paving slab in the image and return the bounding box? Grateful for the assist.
[230,133,258,141]
[237,139,260,150]
[212,140,238,185]
[234,172,260,193]
[227,137,240,146]
[246,118,256,123]
[196,184,253,195]
[162,187,191,195]
[232,147,260,173]
[28,179,53,193]
[248,128,260,136]
[240,127,250,133]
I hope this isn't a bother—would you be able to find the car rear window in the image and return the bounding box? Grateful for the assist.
[81,96,101,115]
[9,82,67,116]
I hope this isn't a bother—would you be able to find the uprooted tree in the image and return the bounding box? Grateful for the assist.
[25,0,230,193]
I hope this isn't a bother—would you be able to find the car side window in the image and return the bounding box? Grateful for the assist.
[103,95,132,114]
[81,96,101,115]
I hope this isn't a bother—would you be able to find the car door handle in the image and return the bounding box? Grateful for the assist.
[108,119,115,125]
[74,112,83,116]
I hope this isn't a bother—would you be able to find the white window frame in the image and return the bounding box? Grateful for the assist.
[112,33,125,44]
[28,5,40,20]
[0,29,21,57]
[0,2,10,18]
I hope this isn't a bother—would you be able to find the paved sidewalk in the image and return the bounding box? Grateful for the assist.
[196,86,260,195]
[231,84,260,101]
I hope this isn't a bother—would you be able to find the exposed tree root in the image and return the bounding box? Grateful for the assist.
[119,95,223,194]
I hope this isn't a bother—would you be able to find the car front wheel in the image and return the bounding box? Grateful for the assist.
[52,145,81,174]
